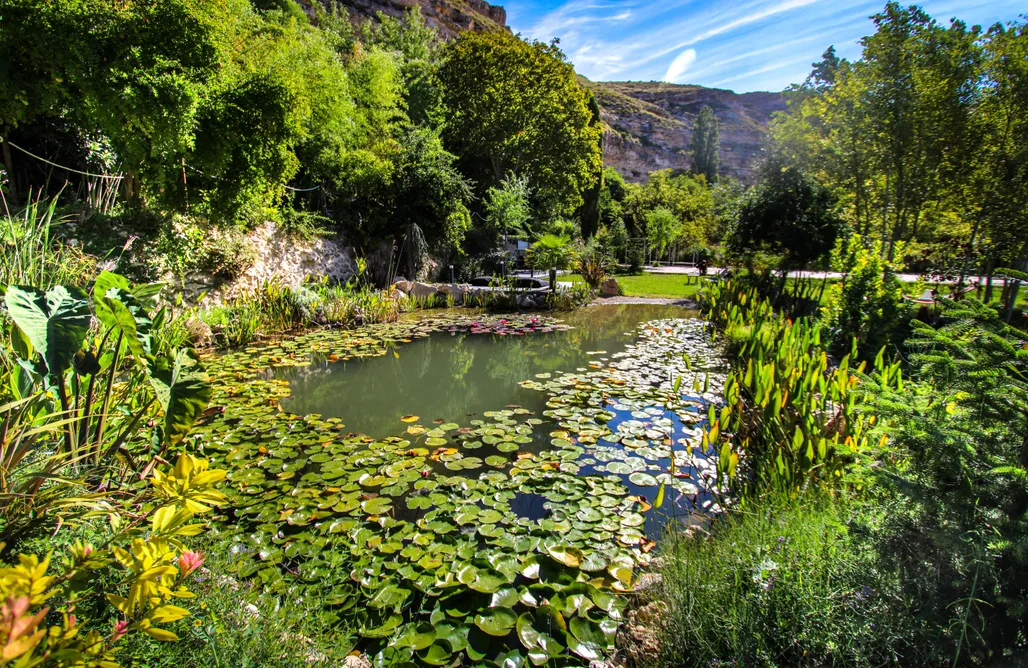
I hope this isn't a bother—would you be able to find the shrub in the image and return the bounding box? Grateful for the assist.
[577,238,614,289]
[819,234,908,357]
[0,453,226,666]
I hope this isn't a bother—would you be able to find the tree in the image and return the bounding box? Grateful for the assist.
[484,173,532,241]
[438,31,602,218]
[645,208,680,261]
[729,157,843,282]
[690,106,720,184]
[526,233,579,289]
[804,46,842,92]
[624,169,715,255]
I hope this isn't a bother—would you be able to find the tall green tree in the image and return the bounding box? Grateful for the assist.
[438,30,602,218]
[690,105,720,184]
[728,157,843,285]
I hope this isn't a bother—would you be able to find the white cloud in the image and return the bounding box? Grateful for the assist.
[663,48,698,82]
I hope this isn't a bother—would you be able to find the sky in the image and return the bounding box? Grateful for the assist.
[504,0,1025,93]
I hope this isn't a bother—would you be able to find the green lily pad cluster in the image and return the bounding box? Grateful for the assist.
[520,319,727,511]
[191,313,722,666]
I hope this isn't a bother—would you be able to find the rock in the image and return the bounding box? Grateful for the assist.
[302,0,508,40]
[341,654,373,668]
[618,600,667,667]
[409,282,439,299]
[587,81,786,184]
[393,279,413,294]
[437,283,466,304]
[388,289,406,301]
[183,318,215,348]
[600,277,621,297]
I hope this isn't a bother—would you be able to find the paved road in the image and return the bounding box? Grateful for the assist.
[641,265,988,284]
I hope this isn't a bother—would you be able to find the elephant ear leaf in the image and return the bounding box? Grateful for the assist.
[4,285,90,377]
[95,286,154,363]
[149,349,212,447]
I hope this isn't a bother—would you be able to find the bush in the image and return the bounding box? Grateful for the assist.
[819,234,909,357]
[577,238,614,288]
[658,497,916,667]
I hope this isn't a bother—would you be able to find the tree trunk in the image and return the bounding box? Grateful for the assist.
[984,260,995,304]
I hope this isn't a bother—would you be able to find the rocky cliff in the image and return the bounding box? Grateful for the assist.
[302,0,507,39]
[585,80,786,184]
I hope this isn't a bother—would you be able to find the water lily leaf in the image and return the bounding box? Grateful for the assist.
[418,639,454,666]
[401,415,420,423]
[361,497,393,515]
[628,472,658,486]
[516,612,541,649]
[570,616,607,646]
[546,545,584,568]
[370,583,409,608]
[490,588,520,608]
[567,635,603,661]
[474,607,518,636]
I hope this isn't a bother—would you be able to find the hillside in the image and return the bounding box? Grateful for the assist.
[300,0,507,39]
[584,80,786,183]
[299,2,781,182]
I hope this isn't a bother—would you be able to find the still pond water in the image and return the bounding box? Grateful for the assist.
[279,304,695,436]
[276,304,719,533]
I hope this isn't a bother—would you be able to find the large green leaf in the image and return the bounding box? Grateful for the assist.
[93,272,154,362]
[4,285,90,377]
[149,348,212,446]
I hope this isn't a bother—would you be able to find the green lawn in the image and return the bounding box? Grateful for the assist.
[562,273,705,298]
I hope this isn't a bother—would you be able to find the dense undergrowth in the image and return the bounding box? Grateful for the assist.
[653,276,1028,667]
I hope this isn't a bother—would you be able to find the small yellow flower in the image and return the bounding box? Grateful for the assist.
[193,619,203,627]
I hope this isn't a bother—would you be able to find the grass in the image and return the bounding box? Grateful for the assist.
[657,496,918,667]
[116,537,357,668]
[563,272,706,299]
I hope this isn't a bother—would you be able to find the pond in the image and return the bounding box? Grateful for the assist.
[195,304,726,666]
[274,305,722,533]
[278,304,696,437]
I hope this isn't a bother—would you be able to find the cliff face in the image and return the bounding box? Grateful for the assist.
[585,80,786,184]
[304,0,507,39]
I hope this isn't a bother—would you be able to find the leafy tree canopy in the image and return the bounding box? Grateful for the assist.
[438,30,602,219]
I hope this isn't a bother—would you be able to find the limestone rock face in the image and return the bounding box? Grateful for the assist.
[409,282,439,299]
[600,277,621,297]
[585,80,786,184]
[300,0,507,40]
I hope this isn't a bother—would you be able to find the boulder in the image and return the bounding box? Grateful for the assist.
[437,283,467,304]
[409,282,439,299]
[393,279,414,294]
[600,277,621,297]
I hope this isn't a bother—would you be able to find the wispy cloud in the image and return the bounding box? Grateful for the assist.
[506,0,1025,92]
[664,49,698,83]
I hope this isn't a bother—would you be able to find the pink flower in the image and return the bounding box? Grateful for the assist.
[178,550,206,577]
[112,620,129,641]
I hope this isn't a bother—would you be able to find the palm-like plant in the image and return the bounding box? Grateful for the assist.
[526,234,579,290]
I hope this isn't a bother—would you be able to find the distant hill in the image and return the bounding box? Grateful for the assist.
[300,2,782,183]
[299,0,507,39]
[584,80,787,184]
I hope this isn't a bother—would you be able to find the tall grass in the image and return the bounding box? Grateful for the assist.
[0,189,95,289]
[658,496,917,667]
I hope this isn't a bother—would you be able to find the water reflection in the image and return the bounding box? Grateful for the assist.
[278,304,697,437]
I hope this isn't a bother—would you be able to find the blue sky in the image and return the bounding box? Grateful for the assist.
[504,0,1025,92]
